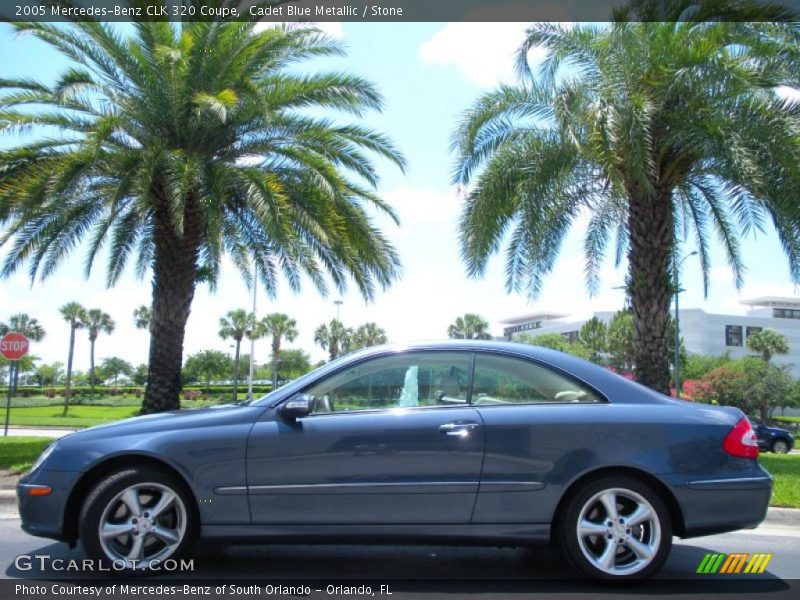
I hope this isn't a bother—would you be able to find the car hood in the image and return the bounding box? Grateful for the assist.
[766,425,792,435]
[59,403,266,442]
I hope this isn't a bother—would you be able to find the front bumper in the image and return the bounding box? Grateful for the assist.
[17,468,80,542]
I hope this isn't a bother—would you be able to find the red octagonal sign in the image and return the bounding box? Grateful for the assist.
[0,332,29,361]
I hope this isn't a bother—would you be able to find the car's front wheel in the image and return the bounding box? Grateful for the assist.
[559,476,672,580]
[79,467,195,572]
[771,438,790,454]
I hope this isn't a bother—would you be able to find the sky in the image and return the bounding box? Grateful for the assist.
[0,21,799,372]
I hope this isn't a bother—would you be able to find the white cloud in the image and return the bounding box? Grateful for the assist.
[776,85,800,105]
[419,23,538,87]
[382,186,462,225]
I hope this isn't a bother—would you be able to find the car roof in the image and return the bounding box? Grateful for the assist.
[258,339,677,407]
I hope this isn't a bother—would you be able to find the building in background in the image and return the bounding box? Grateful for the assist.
[500,296,800,376]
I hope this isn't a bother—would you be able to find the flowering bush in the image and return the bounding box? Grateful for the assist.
[677,379,712,401]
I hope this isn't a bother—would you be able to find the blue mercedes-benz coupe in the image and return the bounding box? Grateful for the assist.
[18,340,772,580]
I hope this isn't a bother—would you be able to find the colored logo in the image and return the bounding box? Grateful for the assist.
[696,552,773,574]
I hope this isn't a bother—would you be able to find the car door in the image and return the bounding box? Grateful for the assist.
[469,352,607,524]
[246,351,485,524]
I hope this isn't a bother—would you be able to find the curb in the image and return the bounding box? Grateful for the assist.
[0,489,17,512]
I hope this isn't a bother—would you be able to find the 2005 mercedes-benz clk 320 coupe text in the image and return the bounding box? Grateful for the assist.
[18,340,772,580]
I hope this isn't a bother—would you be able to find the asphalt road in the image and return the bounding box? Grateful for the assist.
[0,516,797,598]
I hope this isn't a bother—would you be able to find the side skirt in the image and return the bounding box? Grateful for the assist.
[201,523,551,546]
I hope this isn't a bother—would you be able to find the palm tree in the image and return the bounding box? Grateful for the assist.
[0,313,46,391]
[81,309,115,402]
[0,313,46,340]
[314,319,352,361]
[0,15,405,414]
[133,306,152,331]
[219,309,256,401]
[452,5,800,394]
[447,314,492,340]
[350,322,388,350]
[259,313,298,390]
[747,329,789,362]
[59,302,86,416]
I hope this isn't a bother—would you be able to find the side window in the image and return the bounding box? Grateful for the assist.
[472,354,601,405]
[305,352,471,413]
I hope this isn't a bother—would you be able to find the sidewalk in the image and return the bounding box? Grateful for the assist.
[2,426,78,438]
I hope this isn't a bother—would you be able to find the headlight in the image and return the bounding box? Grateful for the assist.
[30,442,57,472]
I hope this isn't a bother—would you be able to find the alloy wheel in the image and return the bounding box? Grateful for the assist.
[97,482,187,569]
[575,487,661,576]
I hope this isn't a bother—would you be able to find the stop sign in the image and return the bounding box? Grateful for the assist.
[0,332,29,361]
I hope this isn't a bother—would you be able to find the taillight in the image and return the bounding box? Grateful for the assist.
[723,417,759,459]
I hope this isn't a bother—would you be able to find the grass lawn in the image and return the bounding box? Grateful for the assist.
[0,437,53,473]
[0,405,139,428]
[759,453,800,509]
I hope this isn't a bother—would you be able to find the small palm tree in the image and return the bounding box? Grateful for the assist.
[81,309,115,402]
[0,313,46,391]
[133,305,152,331]
[0,313,46,340]
[452,8,800,393]
[447,314,492,340]
[219,309,256,401]
[59,302,86,415]
[0,18,405,414]
[351,322,388,350]
[747,329,789,362]
[314,319,352,361]
[260,313,299,390]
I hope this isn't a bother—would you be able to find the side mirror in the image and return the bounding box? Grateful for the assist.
[278,394,314,420]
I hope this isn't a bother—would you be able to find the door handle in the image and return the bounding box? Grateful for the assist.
[438,421,479,436]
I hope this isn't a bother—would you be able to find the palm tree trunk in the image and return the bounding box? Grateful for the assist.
[233,339,241,402]
[627,188,674,395]
[62,324,76,416]
[89,338,96,402]
[142,187,204,414]
[271,336,280,390]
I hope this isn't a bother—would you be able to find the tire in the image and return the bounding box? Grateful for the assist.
[559,476,672,580]
[771,439,790,454]
[79,467,195,573]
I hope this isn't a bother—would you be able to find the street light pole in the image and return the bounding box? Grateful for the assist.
[247,262,257,401]
[673,249,697,399]
[334,299,343,321]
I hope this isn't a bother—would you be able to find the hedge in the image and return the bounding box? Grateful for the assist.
[5,383,273,398]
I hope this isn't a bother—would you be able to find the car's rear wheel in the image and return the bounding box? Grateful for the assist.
[79,467,195,572]
[771,439,790,454]
[559,476,672,580]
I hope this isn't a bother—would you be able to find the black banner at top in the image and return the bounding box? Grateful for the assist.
[1,0,800,23]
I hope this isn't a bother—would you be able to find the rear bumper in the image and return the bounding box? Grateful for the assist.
[674,473,772,538]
